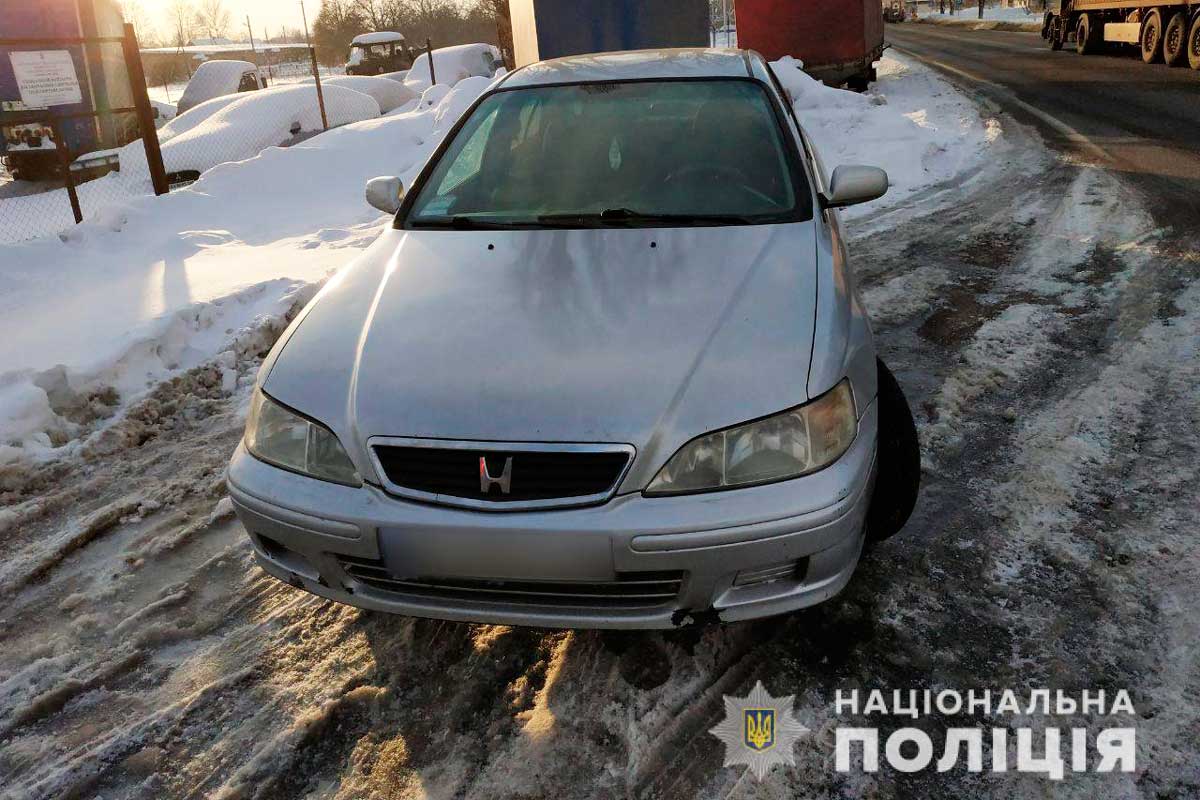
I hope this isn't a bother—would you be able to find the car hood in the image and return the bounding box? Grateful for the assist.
[263,222,820,489]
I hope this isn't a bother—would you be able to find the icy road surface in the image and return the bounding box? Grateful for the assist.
[2,60,1199,799]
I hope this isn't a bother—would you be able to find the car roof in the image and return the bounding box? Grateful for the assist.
[351,31,405,45]
[502,48,758,89]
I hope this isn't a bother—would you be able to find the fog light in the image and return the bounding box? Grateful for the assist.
[733,559,808,587]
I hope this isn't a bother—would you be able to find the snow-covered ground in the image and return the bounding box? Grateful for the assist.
[0,76,492,464]
[919,4,1044,27]
[0,53,998,469]
[773,53,1001,219]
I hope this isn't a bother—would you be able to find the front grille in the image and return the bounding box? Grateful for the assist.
[339,555,683,609]
[371,443,630,505]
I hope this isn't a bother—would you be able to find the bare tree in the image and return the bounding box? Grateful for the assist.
[193,0,232,41]
[163,0,195,47]
[314,0,368,64]
[120,0,161,45]
[355,0,406,31]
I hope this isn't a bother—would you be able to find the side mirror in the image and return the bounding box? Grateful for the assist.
[365,176,404,214]
[821,165,889,209]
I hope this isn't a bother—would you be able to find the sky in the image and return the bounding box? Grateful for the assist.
[135,0,317,43]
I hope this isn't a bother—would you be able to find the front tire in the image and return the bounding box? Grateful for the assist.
[1076,14,1099,55]
[866,359,921,543]
[1048,14,1065,50]
[1142,10,1164,63]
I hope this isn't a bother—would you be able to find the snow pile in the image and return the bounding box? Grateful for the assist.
[121,83,381,182]
[771,53,1001,218]
[404,43,502,91]
[1,83,384,245]
[314,74,417,113]
[0,75,496,464]
[922,5,1040,22]
[350,31,405,46]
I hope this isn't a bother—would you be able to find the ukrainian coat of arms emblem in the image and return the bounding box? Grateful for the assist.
[709,680,809,779]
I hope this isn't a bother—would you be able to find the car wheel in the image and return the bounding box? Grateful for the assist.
[1190,14,1200,70]
[1163,12,1188,66]
[1142,10,1164,63]
[866,359,921,543]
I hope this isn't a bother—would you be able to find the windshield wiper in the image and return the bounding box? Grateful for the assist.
[412,215,523,230]
[537,208,758,227]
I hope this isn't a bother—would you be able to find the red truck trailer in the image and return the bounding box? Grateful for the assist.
[1042,0,1200,69]
[733,0,885,89]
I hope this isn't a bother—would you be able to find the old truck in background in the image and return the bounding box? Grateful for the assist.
[1043,0,1200,68]
[1,0,135,180]
[734,0,885,90]
[346,32,416,76]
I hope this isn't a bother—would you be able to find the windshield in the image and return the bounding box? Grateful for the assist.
[405,79,811,229]
[348,43,390,64]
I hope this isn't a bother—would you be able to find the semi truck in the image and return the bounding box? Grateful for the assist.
[1042,0,1200,68]
[734,0,885,90]
[1,0,133,180]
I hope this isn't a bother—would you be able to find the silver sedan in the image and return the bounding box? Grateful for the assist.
[226,48,920,629]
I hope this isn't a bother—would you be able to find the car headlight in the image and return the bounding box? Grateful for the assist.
[645,380,857,495]
[244,389,361,486]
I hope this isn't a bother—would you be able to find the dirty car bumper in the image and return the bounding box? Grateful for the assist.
[226,403,878,630]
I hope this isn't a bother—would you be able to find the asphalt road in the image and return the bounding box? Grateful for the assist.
[886,22,1200,222]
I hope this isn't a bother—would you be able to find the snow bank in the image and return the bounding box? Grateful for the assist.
[122,83,381,182]
[770,53,1000,218]
[314,75,417,113]
[0,75,494,464]
[1,84,384,245]
[921,6,1040,22]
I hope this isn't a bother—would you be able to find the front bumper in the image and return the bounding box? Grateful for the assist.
[227,402,878,629]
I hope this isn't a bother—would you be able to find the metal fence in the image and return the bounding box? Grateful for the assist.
[1,24,167,245]
[2,29,365,245]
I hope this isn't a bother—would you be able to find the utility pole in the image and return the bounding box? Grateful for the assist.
[978,0,984,18]
[300,0,329,129]
[246,14,261,84]
[264,26,274,80]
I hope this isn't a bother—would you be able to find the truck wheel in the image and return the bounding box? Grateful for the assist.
[1141,10,1164,63]
[1076,14,1097,55]
[1048,15,1064,50]
[1163,12,1188,66]
[846,73,870,92]
[866,359,921,544]
[1190,14,1200,70]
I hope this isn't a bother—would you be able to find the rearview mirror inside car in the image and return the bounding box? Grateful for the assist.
[365,176,404,214]
[822,165,889,209]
